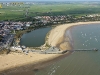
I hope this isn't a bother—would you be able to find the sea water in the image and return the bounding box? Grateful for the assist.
[36,23,100,75]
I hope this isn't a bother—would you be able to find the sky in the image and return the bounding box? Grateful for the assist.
[0,0,100,1]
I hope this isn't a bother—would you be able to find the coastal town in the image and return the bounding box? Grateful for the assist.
[1,1,100,75]
[0,13,100,54]
[0,21,32,51]
[0,21,63,54]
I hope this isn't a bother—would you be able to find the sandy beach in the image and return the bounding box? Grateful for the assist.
[48,21,100,50]
[0,21,100,75]
[0,52,61,74]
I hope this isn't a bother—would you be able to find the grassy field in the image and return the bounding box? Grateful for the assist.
[0,2,100,21]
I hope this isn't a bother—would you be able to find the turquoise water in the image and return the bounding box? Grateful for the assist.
[36,23,100,75]
[20,27,52,47]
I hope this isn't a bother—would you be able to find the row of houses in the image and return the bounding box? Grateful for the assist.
[0,21,32,32]
[35,14,100,23]
[0,21,32,50]
[35,15,69,22]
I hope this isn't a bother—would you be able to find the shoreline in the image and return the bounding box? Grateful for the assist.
[0,52,72,75]
[0,53,62,75]
[47,21,100,50]
[0,21,100,75]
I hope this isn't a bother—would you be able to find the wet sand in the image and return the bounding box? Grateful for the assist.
[47,21,100,50]
[1,52,72,75]
[0,52,61,75]
[0,21,100,75]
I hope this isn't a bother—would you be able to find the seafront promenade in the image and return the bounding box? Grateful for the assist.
[10,45,99,55]
[10,46,63,54]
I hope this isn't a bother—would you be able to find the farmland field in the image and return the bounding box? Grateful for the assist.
[0,1,100,21]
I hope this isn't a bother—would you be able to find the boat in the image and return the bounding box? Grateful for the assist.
[93,48,98,51]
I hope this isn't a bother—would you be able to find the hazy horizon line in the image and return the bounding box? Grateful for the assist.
[0,0,100,2]
[0,1,100,2]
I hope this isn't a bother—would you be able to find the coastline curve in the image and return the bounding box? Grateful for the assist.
[47,21,100,50]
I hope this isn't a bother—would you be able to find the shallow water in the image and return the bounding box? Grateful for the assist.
[71,24,100,49]
[36,23,100,75]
